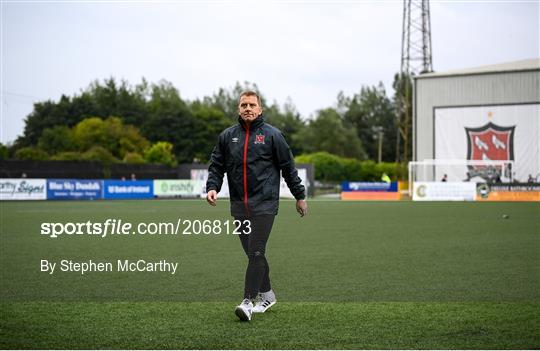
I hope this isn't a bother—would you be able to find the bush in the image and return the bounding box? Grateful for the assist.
[144,142,177,167]
[296,152,406,182]
[14,147,49,161]
[296,152,343,182]
[375,162,406,181]
[51,152,84,161]
[81,146,118,164]
[341,158,363,180]
[359,160,378,181]
[123,152,145,164]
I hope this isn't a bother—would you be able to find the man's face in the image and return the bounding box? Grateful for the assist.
[238,95,262,123]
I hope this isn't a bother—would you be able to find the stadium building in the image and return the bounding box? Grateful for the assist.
[413,58,540,184]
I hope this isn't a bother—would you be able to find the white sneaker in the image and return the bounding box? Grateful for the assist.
[253,290,276,313]
[235,298,253,321]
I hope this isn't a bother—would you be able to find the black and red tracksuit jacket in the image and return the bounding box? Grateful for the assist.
[206,115,305,217]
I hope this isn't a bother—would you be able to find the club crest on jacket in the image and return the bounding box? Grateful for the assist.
[255,134,265,144]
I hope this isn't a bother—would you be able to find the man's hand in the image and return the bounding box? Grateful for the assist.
[207,190,218,206]
[296,199,308,217]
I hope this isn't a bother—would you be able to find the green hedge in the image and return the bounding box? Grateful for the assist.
[296,152,406,182]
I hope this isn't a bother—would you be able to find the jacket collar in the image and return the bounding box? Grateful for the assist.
[238,115,264,131]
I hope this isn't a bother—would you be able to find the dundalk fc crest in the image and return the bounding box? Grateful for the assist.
[465,122,515,182]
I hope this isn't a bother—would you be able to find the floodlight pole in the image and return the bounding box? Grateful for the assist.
[401,0,433,75]
[399,0,433,167]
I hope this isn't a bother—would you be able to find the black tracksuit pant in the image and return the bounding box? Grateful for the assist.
[235,215,275,300]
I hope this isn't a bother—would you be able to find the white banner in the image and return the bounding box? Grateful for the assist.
[191,169,230,198]
[153,180,203,198]
[0,178,47,200]
[435,104,540,183]
[413,182,476,201]
[279,168,307,199]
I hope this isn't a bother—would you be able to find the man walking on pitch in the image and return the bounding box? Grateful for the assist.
[206,90,307,322]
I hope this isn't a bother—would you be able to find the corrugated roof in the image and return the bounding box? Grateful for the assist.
[415,58,540,79]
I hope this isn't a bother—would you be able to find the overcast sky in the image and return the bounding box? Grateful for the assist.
[1,0,538,144]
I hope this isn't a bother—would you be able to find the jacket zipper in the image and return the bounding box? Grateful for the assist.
[242,125,250,215]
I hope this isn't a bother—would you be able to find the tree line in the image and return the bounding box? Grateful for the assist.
[1,76,412,173]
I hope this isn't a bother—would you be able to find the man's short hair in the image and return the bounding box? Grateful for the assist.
[239,90,262,107]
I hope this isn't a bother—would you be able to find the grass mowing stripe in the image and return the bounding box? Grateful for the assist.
[1,302,538,349]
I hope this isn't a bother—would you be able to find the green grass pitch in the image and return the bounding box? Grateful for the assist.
[1,199,539,349]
